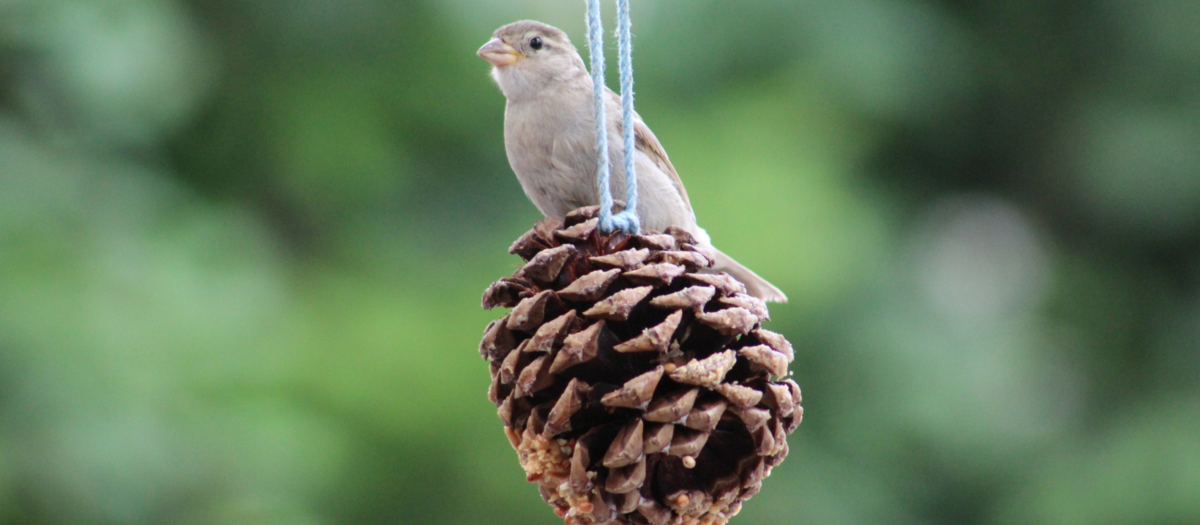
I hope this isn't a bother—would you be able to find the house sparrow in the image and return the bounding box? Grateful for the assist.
[478,20,786,303]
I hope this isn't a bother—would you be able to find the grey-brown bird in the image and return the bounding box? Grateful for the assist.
[478,20,786,302]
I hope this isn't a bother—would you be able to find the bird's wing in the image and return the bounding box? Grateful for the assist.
[606,89,692,210]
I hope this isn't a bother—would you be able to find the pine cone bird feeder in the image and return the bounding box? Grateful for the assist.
[479,206,801,525]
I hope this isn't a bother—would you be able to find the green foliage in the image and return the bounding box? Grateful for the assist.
[1,0,1198,524]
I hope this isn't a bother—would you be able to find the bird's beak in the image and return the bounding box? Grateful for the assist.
[477,38,524,67]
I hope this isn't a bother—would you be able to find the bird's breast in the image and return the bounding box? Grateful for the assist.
[504,98,598,218]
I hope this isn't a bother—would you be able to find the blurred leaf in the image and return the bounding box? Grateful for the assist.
[651,76,887,312]
[737,439,918,525]
[997,396,1200,525]
[1054,99,1200,238]
[5,0,214,146]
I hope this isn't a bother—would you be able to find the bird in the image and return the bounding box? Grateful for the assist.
[477,20,787,303]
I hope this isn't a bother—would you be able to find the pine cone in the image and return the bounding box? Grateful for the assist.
[480,206,802,525]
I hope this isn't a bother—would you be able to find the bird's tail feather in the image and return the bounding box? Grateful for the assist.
[708,249,787,303]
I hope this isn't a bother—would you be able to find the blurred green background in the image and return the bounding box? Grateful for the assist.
[2,0,1199,524]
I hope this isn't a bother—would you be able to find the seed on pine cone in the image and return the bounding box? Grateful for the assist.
[480,206,801,525]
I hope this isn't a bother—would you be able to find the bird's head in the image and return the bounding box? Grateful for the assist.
[478,21,587,101]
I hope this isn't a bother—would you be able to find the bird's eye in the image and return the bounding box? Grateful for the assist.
[530,37,543,50]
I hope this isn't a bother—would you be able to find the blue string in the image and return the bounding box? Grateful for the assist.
[613,0,640,233]
[585,0,640,234]
[585,0,614,232]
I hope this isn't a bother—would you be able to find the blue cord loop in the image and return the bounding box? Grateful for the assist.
[586,0,640,234]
